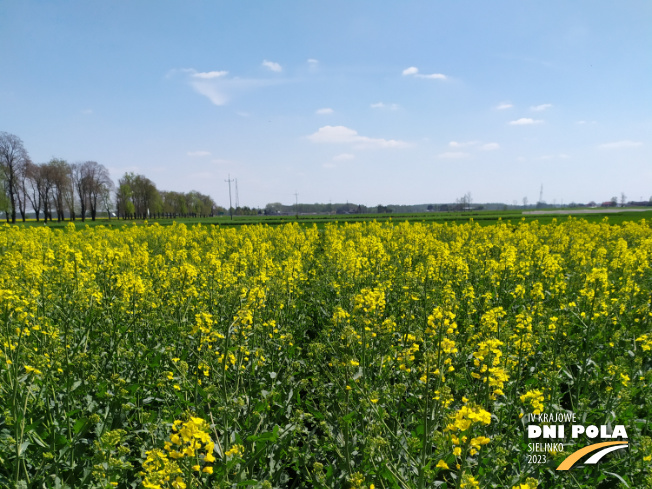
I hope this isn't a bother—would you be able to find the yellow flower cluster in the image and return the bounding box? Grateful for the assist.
[471,339,509,398]
[446,405,492,432]
[141,417,215,488]
[636,334,652,351]
[511,477,539,489]
[520,390,545,415]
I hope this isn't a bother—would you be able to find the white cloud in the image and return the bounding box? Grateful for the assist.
[307,59,319,73]
[316,108,333,115]
[262,60,282,72]
[371,102,399,110]
[402,66,447,80]
[333,153,355,161]
[438,151,470,159]
[192,70,228,79]
[165,67,196,78]
[509,118,543,125]
[189,80,229,105]
[598,140,643,150]
[449,141,478,148]
[81,109,93,115]
[480,143,500,151]
[171,67,286,106]
[495,102,513,110]
[419,73,447,80]
[167,67,231,105]
[530,103,552,111]
[307,125,410,149]
[187,151,211,157]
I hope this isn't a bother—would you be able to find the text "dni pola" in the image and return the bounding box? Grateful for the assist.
[528,425,628,439]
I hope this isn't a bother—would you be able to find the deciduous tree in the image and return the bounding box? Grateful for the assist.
[0,132,29,223]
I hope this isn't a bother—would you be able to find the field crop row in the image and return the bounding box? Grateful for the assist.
[0,219,651,488]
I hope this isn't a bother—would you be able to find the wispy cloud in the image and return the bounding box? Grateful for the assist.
[371,102,399,110]
[598,140,643,150]
[449,141,478,148]
[192,71,228,79]
[402,66,447,80]
[480,143,500,151]
[509,118,543,125]
[402,67,419,76]
[333,153,355,161]
[316,108,333,115]
[307,59,319,73]
[170,67,287,106]
[495,102,513,110]
[187,151,211,157]
[308,125,410,149]
[530,103,552,111]
[262,60,282,72]
[438,151,470,159]
[81,109,93,115]
[165,67,196,78]
[190,80,229,106]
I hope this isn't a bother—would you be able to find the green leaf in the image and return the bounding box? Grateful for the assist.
[18,440,30,456]
[73,418,87,434]
[603,471,630,488]
[28,431,47,448]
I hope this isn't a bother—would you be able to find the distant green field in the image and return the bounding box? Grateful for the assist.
[5,208,652,230]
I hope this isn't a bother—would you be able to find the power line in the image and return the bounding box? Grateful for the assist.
[225,174,234,220]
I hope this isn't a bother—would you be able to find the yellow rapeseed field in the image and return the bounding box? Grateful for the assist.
[1,219,651,488]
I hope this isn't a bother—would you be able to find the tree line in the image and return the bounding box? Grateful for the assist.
[115,172,220,219]
[0,132,113,222]
[0,131,221,223]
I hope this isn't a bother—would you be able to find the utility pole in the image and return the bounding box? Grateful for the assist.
[294,191,299,218]
[225,174,234,220]
[235,179,239,209]
[539,185,544,205]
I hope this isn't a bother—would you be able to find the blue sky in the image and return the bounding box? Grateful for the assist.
[1,1,650,208]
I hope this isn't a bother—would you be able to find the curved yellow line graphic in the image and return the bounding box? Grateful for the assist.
[557,441,628,471]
